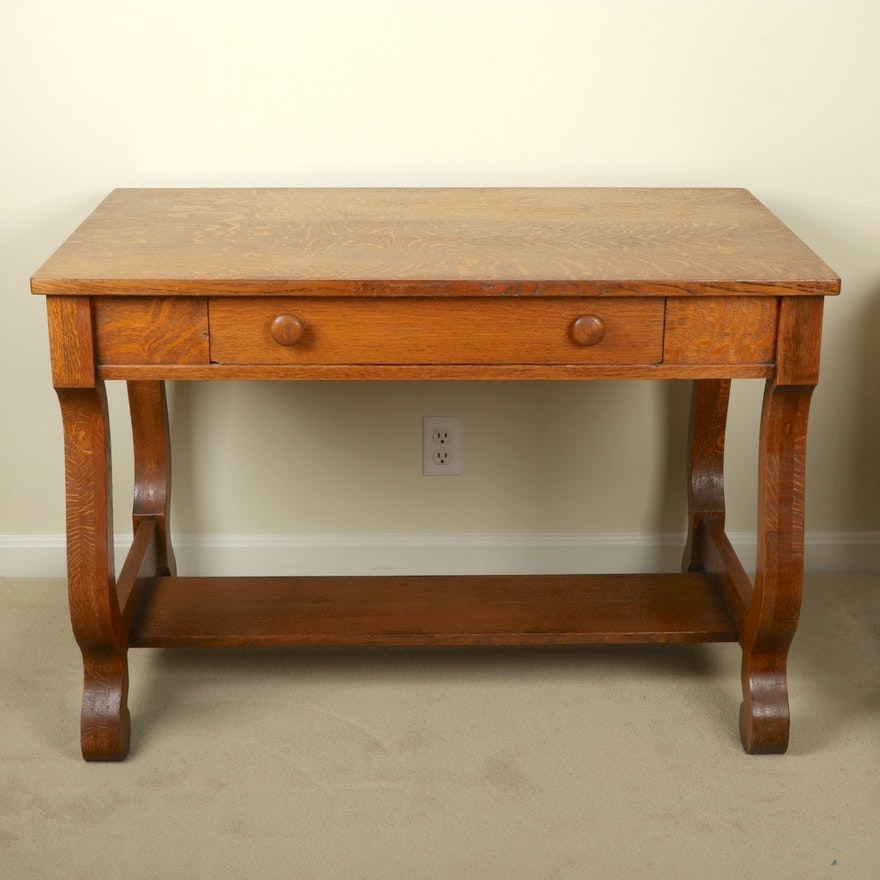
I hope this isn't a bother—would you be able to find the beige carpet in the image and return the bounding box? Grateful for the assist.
[1,574,878,879]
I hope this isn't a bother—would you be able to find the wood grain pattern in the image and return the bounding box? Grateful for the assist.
[31,188,840,296]
[739,379,815,754]
[571,314,606,347]
[129,574,738,647]
[97,362,777,382]
[94,297,209,365]
[700,517,754,625]
[33,187,839,758]
[775,297,824,386]
[56,383,130,760]
[209,297,664,366]
[682,379,731,574]
[664,298,778,365]
[47,296,95,387]
[127,381,177,577]
[116,519,158,631]
[735,294,824,753]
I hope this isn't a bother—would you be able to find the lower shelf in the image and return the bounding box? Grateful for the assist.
[128,573,738,647]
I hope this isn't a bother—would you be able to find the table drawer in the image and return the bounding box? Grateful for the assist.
[208,298,665,365]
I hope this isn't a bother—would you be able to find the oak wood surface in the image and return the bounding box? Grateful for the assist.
[94,298,209,365]
[46,296,95,387]
[31,188,840,297]
[700,517,754,625]
[127,381,177,577]
[775,297,825,385]
[116,519,158,631]
[56,383,130,760]
[664,298,778,365]
[33,187,839,758]
[208,297,665,366]
[682,378,731,575]
[96,362,777,382]
[129,574,738,647]
[740,379,815,754]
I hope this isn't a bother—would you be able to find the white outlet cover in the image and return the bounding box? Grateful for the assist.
[423,416,461,476]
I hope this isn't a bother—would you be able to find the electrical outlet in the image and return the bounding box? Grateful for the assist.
[423,416,461,476]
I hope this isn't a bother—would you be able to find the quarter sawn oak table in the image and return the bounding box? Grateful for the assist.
[32,188,839,760]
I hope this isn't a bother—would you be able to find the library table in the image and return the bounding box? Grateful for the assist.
[31,188,839,760]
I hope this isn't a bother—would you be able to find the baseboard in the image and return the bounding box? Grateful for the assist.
[2,531,879,578]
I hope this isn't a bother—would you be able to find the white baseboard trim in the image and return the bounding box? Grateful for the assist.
[2,531,880,578]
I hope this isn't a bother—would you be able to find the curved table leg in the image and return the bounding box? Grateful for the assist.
[57,383,130,760]
[682,379,731,573]
[128,381,177,576]
[739,379,814,754]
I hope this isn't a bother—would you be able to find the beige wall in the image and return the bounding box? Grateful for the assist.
[2,1,879,574]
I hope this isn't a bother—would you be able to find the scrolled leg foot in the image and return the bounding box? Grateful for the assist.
[80,654,131,761]
[739,655,790,754]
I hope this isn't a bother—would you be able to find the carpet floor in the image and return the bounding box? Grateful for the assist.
[1,574,878,879]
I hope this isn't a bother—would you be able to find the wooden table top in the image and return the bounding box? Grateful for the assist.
[31,187,839,297]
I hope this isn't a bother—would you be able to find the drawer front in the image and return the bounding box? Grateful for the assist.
[209,298,665,365]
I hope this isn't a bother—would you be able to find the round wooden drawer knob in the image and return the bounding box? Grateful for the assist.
[270,314,305,346]
[571,315,606,346]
